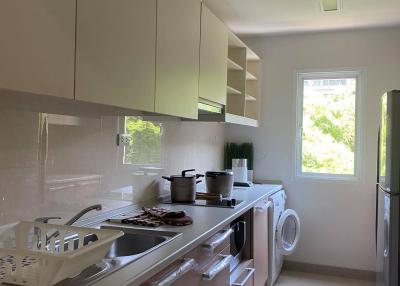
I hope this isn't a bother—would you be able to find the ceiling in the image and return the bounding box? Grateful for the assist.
[203,0,400,35]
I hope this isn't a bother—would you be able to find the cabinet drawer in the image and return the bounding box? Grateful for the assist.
[185,227,232,267]
[231,260,255,286]
[141,246,231,286]
[197,245,231,286]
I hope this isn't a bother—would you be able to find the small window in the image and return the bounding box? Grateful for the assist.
[120,116,162,166]
[296,70,361,179]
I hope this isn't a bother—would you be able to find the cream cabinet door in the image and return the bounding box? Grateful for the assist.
[155,0,201,119]
[253,201,270,286]
[75,0,156,112]
[199,5,228,105]
[0,0,76,98]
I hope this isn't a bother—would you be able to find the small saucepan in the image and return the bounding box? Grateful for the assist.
[205,171,234,198]
[162,169,204,203]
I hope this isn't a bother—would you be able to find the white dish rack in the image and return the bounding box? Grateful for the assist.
[0,221,123,286]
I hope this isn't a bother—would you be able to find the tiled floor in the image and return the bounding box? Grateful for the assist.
[275,271,375,286]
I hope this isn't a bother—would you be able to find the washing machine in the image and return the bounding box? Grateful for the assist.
[268,190,300,286]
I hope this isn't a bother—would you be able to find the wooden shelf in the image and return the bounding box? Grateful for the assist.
[247,49,260,60]
[227,58,243,71]
[225,113,258,127]
[227,85,241,95]
[246,71,257,80]
[245,94,256,101]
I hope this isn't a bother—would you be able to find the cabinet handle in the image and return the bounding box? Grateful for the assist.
[255,201,272,212]
[202,228,233,252]
[201,254,232,281]
[151,258,196,286]
[231,268,255,286]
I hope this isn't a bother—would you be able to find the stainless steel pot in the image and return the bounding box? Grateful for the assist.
[205,171,234,198]
[162,169,204,203]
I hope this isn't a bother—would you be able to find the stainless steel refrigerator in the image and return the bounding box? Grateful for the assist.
[376,90,400,286]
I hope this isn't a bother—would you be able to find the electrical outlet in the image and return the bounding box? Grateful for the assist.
[117,133,132,146]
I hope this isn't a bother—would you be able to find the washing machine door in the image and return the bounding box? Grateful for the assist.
[276,209,300,255]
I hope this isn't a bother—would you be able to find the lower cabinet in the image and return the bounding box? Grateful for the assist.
[252,199,271,286]
[139,202,269,286]
[230,260,255,286]
[141,227,232,286]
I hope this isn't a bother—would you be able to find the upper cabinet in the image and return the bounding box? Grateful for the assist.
[155,0,201,120]
[0,1,262,125]
[75,0,157,112]
[0,0,76,99]
[199,4,228,106]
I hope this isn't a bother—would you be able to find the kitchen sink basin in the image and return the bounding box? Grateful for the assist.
[56,225,181,285]
[100,225,177,258]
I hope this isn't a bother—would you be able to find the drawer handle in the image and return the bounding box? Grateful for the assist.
[202,228,233,251]
[255,201,272,213]
[232,268,255,286]
[152,258,196,286]
[202,254,232,281]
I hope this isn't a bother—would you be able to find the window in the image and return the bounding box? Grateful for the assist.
[120,116,162,166]
[296,70,362,179]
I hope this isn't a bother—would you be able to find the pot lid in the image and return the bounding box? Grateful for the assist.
[169,169,197,179]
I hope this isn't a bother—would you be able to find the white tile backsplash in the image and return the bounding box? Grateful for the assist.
[0,108,225,226]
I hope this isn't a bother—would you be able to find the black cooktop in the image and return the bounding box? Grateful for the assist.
[160,197,244,209]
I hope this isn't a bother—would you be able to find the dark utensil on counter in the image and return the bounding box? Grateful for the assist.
[196,192,223,201]
[205,171,234,198]
[162,169,204,203]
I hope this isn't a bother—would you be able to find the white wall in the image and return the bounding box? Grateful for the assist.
[227,27,400,271]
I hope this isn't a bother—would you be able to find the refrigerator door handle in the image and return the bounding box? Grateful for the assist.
[377,183,392,193]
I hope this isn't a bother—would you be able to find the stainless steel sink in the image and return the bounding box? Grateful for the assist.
[101,225,178,258]
[56,224,181,286]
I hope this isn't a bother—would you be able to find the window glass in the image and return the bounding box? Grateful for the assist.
[123,116,162,165]
[299,74,358,176]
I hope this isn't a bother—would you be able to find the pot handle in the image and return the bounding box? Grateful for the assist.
[182,169,195,177]
[162,176,172,182]
[196,174,205,179]
[196,180,202,184]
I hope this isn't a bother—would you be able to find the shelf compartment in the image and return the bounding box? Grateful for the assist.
[225,113,258,127]
[227,58,243,71]
[245,94,256,101]
[227,85,242,95]
[246,71,257,80]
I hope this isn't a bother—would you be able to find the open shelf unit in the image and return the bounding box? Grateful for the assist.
[225,32,261,126]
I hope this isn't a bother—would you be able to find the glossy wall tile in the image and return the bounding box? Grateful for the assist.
[0,109,224,226]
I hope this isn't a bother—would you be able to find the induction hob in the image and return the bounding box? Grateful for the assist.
[160,197,243,209]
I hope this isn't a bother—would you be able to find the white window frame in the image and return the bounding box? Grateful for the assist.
[117,116,163,170]
[295,70,363,180]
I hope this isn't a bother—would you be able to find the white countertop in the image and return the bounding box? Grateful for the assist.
[92,184,282,286]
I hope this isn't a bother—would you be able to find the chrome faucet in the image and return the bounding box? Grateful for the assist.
[64,204,102,226]
[35,204,102,226]
[34,204,102,247]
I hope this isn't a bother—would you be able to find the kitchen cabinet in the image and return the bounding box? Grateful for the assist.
[231,260,255,286]
[75,0,156,112]
[199,4,228,105]
[155,0,201,119]
[252,199,271,286]
[0,0,76,99]
[141,227,231,286]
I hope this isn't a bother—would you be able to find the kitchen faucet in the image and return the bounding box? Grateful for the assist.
[35,204,102,226]
[34,204,102,246]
